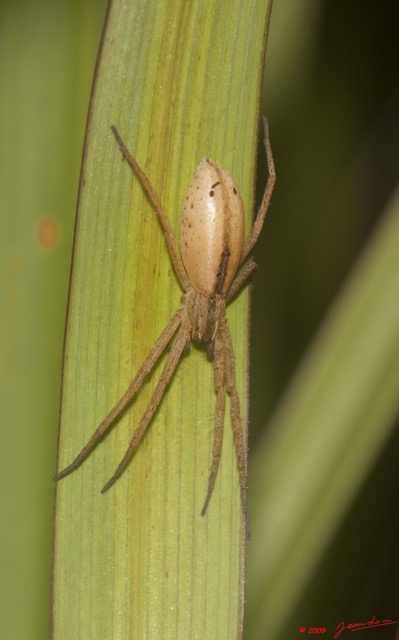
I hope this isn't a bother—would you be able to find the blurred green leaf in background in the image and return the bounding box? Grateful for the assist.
[0,0,105,638]
[1,0,399,638]
[248,0,399,637]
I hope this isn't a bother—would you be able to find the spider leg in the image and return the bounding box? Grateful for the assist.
[240,116,276,264]
[101,323,190,493]
[202,322,250,539]
[201,323,226,516]
[229,387,250,541]
[111,126,190,291]
[201,387,225,516]
[55,310,182,481]
[223,321,250,540]
[227,259,258,302]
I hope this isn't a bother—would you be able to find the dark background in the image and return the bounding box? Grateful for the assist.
[250,1,399,636]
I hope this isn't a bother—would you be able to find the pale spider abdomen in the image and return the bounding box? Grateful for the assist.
[180,158,245,297]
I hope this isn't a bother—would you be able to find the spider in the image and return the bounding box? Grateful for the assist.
[56,118,275,538]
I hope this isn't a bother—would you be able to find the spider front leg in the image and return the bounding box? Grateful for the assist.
[241,116,276,263]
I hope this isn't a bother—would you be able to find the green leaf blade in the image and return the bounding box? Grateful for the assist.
[52,1,273,638]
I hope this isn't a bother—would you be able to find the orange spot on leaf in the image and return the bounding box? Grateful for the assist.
[37,218,59,249]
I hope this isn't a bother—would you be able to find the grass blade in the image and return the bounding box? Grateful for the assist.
[52,1,273,638]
